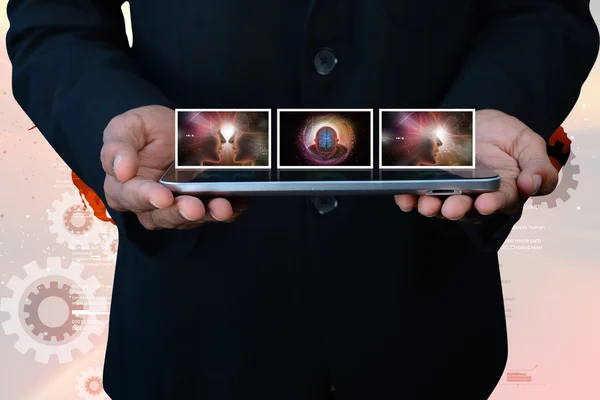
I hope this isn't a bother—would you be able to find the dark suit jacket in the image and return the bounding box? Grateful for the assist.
[7,1,598,399]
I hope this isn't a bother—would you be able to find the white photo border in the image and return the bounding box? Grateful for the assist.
[378,108,476,170]
[175,108,272,169]
[276,108,374,170]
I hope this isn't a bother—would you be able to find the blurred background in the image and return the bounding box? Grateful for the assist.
[0,2,599,399]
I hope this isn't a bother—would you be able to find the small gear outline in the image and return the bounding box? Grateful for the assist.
[48,190,108,249]
[0,257,108,363]
[100,226,119,264]
[530,151,580,208]
[76,366,109,399]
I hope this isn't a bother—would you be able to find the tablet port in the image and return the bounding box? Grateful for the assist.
[426,189,461,195]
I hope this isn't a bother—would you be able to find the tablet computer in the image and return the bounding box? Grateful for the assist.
[159,161,500,196]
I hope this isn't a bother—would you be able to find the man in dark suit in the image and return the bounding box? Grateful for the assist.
[6,0,598,398]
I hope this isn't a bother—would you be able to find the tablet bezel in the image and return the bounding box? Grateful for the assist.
[159,162,500,196]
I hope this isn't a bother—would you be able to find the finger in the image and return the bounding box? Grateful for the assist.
[101,113,145,182]
[517,164,558,198]
[196,197,250,222]
[204,198,236,222]
[108,175,174,212]
[456,207,495,224]
[137,196,251,230]
[435,200,494,223]
[440,195,473,220]
[145,196,207,229]
[395,195,418,212]
[474,177,518,215]
[138,211,213,231]
[516,130,559,196]
[104,175,128,212]
[417,195,443,217]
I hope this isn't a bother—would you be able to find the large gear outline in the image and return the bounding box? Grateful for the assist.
[530,151,580,208]
[0,257,107,363]
[48,190,108,249]
[100,225,119,264]
[24,281,84,341]
[76,366,109,400]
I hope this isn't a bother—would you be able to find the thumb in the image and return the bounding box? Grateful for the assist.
[516,131,559,197]
[101,112,146,182]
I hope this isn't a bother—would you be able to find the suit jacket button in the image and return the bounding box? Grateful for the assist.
[313,48,338,75]
[312,196,338,214]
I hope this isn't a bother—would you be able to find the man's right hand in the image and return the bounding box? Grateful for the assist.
[100,105,247,230]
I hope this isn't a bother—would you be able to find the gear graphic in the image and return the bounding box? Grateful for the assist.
[24,281,84,341]
[76,366,109,399]
[48,190,108,249]
[0,257,107,363]
[100,226,119,264]
[530,151,580,208]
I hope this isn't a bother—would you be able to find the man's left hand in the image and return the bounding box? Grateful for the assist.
[395,109,559,220]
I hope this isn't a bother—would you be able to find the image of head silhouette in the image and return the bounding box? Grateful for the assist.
[177,120,225,166]
[308,125,348,161]
[406,127,444,166]
[381,111,473,168]
[229,131,269,166]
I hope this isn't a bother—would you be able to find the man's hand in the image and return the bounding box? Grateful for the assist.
[395,109,559,220]
[100,105,247,230]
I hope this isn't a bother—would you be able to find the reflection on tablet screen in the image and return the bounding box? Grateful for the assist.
[174,166,495,183]
[191,170,272,183]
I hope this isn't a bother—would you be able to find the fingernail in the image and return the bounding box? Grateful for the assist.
[150,199,161,209]
[179,209,192,221]
[209,210,222,222]
[399,207,412,212]
[532,174,542,195]
[113,155,122,173]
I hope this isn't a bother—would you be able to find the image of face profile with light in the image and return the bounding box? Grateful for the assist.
[194,130,224,165]
[220,123,236,142]
[176,110,270,168]
[177,113,225,166]
[416,126,445,166]
[228,131,269,166]
[380,110,474,168]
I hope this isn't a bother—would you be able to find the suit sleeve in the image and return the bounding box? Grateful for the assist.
[439,0,599,252]
[6,0,176,202]
[441,0,599,140]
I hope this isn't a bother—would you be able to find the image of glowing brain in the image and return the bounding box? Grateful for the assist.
[299,114,356,165]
